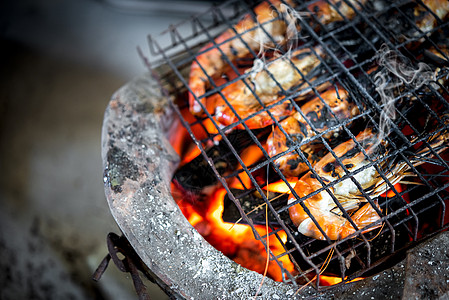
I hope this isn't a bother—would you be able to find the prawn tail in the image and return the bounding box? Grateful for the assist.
[297,213,353,241]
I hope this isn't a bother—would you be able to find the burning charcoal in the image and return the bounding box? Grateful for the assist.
[222,188,289,226]
[173,128,270,193]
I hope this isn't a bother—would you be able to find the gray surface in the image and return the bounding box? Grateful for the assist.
[403,233,449,299]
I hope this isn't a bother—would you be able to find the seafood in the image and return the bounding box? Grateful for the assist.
[288,119,449,240]
[213,47,326,129]
[189,0,292,115]
[215,100,293,130]
[415,0,449,33]
[267,86,360,177]
[188,0,368,116]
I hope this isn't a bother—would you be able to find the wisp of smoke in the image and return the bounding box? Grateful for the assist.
[247,3,306,76]
[280,3,308,52]
[372,44,435,150]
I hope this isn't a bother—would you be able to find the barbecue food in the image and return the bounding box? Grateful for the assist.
[188,0,293,115]
[266,86,359,177]
[183,0,449,243]
[163,0,449,286]
[188,0,369,116]
[212,46,325,129]
[415,0,449,33]
[287,128,382,241]
[288,118,449,240]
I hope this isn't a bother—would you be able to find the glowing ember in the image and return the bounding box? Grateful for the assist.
[379,183,404,198]
[320,275,364,286]
[263,179,298,194]
[173,183,296,281]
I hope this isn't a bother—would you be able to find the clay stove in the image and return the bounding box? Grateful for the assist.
[100,0,449,298]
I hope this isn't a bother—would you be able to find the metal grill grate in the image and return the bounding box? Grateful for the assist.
[145,0,449,290]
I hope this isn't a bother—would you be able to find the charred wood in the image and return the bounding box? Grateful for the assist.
[173,128,271,193]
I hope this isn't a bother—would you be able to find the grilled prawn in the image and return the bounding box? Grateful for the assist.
[267,87,359,177]
[213,47,326,129]
[189,0,292,115]
[288,120,449,241]
[188,0,367,116]
[415,0,449,33]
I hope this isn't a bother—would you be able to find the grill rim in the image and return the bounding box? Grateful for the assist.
[100,73,309,299]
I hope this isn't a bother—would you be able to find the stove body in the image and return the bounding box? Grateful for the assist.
[102,0,449,298]
[101,73,449,299]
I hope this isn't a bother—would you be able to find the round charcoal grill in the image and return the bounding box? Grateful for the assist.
[100,0,449,298]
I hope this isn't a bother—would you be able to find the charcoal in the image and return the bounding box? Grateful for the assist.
[222,188,289,226]
[173,128,270,192]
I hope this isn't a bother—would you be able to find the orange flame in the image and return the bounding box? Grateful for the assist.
[264,179,298,194]
[320,275,364,286]
[380,183,403,198]
[175,186,296,281]
[229,144,265,189]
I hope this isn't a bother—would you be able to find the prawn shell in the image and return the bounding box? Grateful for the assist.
[288,129,383,240]
[188,0,292,115]
[215,100,292,130]
[288,174,356,241]
[268,88,359,177]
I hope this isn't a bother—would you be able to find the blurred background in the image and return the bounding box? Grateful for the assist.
[0,0,215,298]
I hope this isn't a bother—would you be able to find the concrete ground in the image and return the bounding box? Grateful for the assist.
[0,0,212,298]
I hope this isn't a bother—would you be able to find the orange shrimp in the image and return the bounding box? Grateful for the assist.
[213,47,326,129]
[267,87,359,177]
[288,129,381,240]
[215,100,292,130]
[189,0,293,116]
[288,119,449,240]
[188,0,368,116]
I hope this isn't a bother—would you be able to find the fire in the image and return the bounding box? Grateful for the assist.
[230,144,265,190]
[169,107,220,164]
[264,179,298,194]
[320,275,364,286]
[180,145,201,166]
[379,183,404,198]
[173,184,296,282]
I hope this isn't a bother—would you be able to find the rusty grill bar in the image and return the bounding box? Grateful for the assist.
[146,0,449,290]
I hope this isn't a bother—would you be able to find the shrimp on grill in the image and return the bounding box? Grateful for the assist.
[188,0,368,116]
[267,86,360,177]
[288,120,449,241]
[414,0,449,33]
[215,100,293,130]
[189,0,292,115]
[213,47,326,129]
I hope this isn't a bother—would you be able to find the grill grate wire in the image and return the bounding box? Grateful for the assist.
[145,0,449,290]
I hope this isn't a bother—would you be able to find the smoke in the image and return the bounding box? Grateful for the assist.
[280,3,308,52]
[246,3,306,80]
[372,44,435,149]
